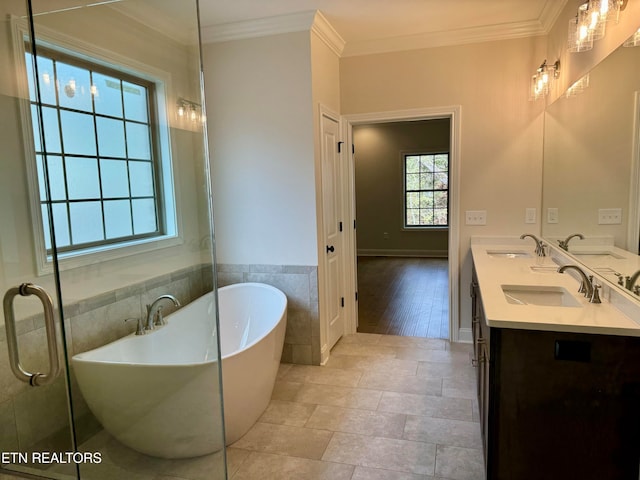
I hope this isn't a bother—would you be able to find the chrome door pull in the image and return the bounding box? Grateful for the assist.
[3,283,60,386]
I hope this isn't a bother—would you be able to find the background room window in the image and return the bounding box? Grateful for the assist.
[404,153,449,227]
[25,46,164,254]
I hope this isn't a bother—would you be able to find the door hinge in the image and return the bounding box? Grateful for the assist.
[355,292,358,301]
[341,297,345,307]
[339,221,343,232]
[337,141,344,153]
[354,219,356,229]
[352,144,355,154]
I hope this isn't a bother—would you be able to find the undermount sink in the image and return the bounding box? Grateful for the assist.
[501,285,582,307]
[571,251,625,260]
[486,250,531,259]
[529,265,559,274]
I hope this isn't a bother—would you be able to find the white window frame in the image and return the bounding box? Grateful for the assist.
[11,16,182,275]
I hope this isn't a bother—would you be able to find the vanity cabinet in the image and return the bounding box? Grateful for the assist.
[471,269,640,480]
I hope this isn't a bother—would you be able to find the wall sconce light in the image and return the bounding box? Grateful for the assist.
[623,28,640,47]
[566,73,590,97]
[530,60,560,101]
[176,97,204,124]
[568,0,626,53]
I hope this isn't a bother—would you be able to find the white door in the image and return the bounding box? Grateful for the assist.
[321,111,344,350]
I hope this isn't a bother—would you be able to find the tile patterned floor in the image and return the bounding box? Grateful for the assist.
[228,333,485,480]
[0,334,483,480]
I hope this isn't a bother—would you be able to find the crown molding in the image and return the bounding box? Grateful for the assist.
[538,0,569,32]
[311,11,345,57]
[200,0,569,56]
[342,19,550,57]
[200,10,316,44]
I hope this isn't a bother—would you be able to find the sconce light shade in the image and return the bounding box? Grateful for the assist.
[566,74,590,97]
[568,0,626,53]
[176,97,204,124]
[623,28,640,47]
[530,60,560,101]
[567,7,594,52]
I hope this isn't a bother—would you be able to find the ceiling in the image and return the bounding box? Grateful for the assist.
[198,0,568,56]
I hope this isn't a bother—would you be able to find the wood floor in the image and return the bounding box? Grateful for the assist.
[356,256,449,338]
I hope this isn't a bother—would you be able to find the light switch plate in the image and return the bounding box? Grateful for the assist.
[525,208,536,224]
[598,208,622,225]
[547,208,559,224]
[465,210,487,225]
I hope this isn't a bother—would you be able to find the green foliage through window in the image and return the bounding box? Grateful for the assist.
[404,153,449,227]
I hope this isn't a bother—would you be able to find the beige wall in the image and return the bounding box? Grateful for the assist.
[341,36,547,331]
[203,32,318,266]
[353,119,450,255]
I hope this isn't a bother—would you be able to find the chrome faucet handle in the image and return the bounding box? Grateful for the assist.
[536,241,547,257]
[125,317,145,336]
[557,240,568,251]
[145,304,156,331]
[154,306,166,326]
[590,283,602,304]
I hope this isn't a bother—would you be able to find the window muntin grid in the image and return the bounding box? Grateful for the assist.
[26,46,163,253]
[404,153,449,227]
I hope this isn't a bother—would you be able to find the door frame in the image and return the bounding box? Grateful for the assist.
[627,91,640,254]
[343,105,462,343]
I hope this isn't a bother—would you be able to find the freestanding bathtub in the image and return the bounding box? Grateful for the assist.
[72,282,287,458]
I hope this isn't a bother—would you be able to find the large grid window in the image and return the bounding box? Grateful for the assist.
[25,47,162,253]
[404,153,449,227]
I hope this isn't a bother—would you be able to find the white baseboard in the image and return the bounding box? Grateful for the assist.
[457,327,472,344]
[357,249,448,258]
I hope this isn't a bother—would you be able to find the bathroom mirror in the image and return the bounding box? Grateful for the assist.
[541,30,640,300]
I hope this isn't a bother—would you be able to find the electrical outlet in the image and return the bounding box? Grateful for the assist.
[525,208,536,224]
[547,208,559,224]
[465,210,487,225]
[598,208,622,225]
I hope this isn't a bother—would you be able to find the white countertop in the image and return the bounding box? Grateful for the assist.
[471,239,640,336]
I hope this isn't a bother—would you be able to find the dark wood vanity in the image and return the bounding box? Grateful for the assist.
[471,269,640,480]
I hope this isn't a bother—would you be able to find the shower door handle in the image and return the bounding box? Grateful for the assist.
[3,283,60,386]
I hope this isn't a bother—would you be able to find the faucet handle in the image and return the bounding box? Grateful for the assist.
[590,284,602,304]
[125,317,145,335]
[154,306,166,326]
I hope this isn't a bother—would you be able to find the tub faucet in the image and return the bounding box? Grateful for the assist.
[146,295,181,330]
[558,233,584,251]
[520,233,546,257]
[558,264,601,303]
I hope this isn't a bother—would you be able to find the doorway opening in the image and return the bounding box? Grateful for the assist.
[343,107,461,343]
[353,119,450,339]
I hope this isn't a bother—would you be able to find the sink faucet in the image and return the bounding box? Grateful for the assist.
[558,233,584,251]
[625,270,640,292]
[146,294,181,330]
[520,233,546,257]
[557,264,601,303]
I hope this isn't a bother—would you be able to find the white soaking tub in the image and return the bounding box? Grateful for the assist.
[72,282,287,458]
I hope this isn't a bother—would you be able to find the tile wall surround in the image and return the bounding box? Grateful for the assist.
[0,263,214,460]
[216,264,320,365]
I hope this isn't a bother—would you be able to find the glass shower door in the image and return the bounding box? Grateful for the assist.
[2,0,227,478]
[1,1,78,479]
